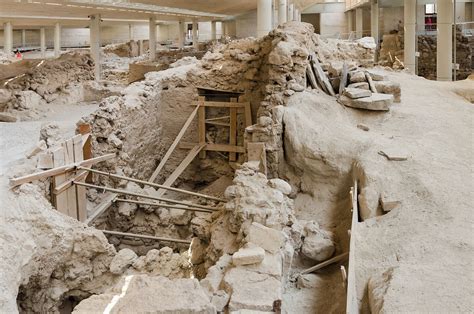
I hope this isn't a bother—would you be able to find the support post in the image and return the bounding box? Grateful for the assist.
[437,0,453,81]
[54,22,61,58]
[40,27,46,58]
[149,16,157,61]
[211,21,217,40]
[347,10,353,34]
[278,0,288,25]
[3,22,13,54]
[404,0,417,74]
[294,8,300,22]
[21,29,26,48]
[89,15,101,81]
[371,0,379,47]
[192,19,198,49]
[178,20,185,48]
[128,24,132,41]
[355,8,363,38]
[288,3,294,21]
[257,0,273,37]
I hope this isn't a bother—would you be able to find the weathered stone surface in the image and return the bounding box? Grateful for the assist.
[349,71,367,83]
[268,178,292,195]
[301,233,335,262]
[296,273,323,289]
[340,93,393,111]
[357,124,370,131]
[374,81,401,103]
[74,275,216,314]
[343,87,371,99]
[201,254,232,294]
[380,194,401,212]
[223,268,281,312]
[246,222,286,254]
[232,245,265,266]
[357,36,377,49]
[117,201,137,217]
[211,290,230,312]
[348,82,370,90]
[241,251,283,279]
[109,248,137,274]
[366,70,387,81]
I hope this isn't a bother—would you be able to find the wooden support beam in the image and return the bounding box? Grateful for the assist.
[180,142,246,153]
[101,230,191,245]
[198,96,206,159]
[78,166,226,202]
[149,104,201,183]
[205,121,230,127]
[346,180,359,313]
[311,54,336,96]
[156,143,205,197]
[192,101,247,108]
[85,193,116,225]
[229,97,238,162]
[73,181,218,211]
[244,103,252,128]
[115,199,214,213]
[206,115,229,122]
[53,170,88,195]
[73,135,87,222]
[52,147,68,216]
[64,138,78,219]
[306,65,318,89]
[298,252,349,276]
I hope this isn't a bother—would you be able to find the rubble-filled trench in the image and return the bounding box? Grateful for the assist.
[3,21,472,314]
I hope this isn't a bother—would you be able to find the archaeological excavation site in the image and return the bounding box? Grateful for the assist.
[0,0,473,313]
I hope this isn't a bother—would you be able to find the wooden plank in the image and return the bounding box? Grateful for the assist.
[64,138,78,219]
[149,103,201,183]
[306,64,318,89]
[85,193,116,225]
[229,98,238,162]
[180,142,246,153]
[102,230,191,245]
[82,133,93,183]
[311,55,336,96]
[244,102,252,128]
[156,144,206,197]
[205,121,230,127]
[198,96,206,159]
[10,153,115,187]
[75,181,218,211]
[206,115,229,122]
[52,147,68,216]
[79,166,226,202]
[115,199,214,213]
[53,170,88,195]
[346,180,359,314]
[298,252,349,275]
[192,101,247,108]
[365,71,377,93]
[339,62,349,95]
[73,135,87,222]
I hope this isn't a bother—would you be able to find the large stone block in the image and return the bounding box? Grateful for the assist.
[343,87,371,99]
[246,222,286,254]
[340,93,393,111]
[223,268,282,312]
[232,245,265,266]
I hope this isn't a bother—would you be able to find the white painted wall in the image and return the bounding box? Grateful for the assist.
[236,10,258,38]
[320,12,347,36]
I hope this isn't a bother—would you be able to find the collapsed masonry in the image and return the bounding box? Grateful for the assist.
[6,21,417,313]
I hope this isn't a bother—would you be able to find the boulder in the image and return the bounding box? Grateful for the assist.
[109,248,138,274]
[374,81,401,103]
[268,178,292,195]
[343,87,372,99]
[301,233,335,262]
[340,93,393,111]
[349,71,367,83]
[246,222,286,254]
[223,268,282,312]
[232,245,265,266]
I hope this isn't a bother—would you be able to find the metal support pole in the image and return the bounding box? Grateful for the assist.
[149,16,157,61]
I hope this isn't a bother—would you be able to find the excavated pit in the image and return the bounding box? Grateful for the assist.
[6,21,468,314]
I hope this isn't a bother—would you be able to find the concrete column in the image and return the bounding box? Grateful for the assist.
[54,22,61,57]
[404,0,416,74]
[347,10,353,33]
[437,0,453,81]
[278,0,288,25]
[40,27,46,58]
[90,15,101,80]
[3,22,13,53]
[211,21,217,40]
[293,8,299,22]
[149,17,157,61]
[192,20,198,49]
[273,0,278,28]
[355,8,363,38]
[21,29,26,47]
[288,3,294,21]
[178,20,185,48]
[128,24,132,41]
[371,0,379,45]
[257,0,273,37]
